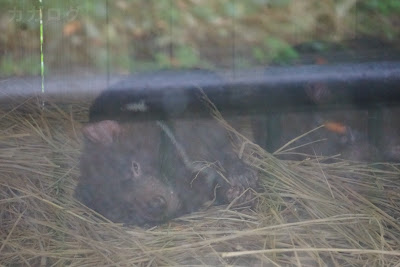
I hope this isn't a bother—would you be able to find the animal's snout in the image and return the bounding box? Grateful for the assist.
[146,195,168,215]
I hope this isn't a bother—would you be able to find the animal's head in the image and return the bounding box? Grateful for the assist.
[79,120,182,225]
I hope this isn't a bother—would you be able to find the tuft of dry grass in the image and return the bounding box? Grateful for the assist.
[0,95,399,266]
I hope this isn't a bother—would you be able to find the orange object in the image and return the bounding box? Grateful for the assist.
[324,121,347,134]
[63,20,82,36]
[315,56,328,65]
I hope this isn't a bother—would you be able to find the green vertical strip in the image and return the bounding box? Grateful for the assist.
[39,0,45,93]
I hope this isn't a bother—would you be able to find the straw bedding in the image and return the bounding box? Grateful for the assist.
[0,96,399,266]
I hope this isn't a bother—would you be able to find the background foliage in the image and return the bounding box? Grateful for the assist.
[0,0,399,76]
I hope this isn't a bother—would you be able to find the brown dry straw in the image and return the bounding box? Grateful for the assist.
[0,95,399,266]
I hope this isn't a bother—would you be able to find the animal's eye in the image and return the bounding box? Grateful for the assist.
[131,161,141,177]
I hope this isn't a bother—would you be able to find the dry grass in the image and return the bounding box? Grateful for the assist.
[0,96,399,266]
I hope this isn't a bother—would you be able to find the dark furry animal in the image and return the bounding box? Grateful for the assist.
[75,95,257,226]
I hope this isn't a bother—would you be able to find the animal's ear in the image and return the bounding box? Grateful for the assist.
[82,120,122,146]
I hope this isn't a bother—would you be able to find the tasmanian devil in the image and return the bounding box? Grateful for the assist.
[75,85,258,226]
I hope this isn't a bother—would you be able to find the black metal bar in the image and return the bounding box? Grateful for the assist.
[1,62,399,120]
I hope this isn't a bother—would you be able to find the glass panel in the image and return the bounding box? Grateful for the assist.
[1,1,399,266]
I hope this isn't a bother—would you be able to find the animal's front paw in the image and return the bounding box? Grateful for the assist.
[221,170,258,206]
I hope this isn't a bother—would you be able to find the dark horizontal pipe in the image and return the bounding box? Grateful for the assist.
[88,61,400,121]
